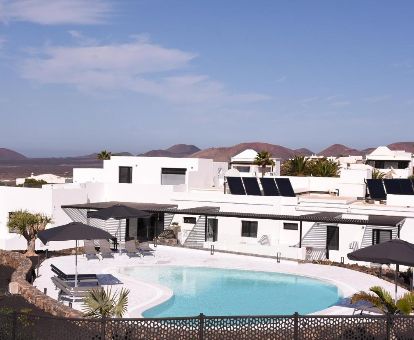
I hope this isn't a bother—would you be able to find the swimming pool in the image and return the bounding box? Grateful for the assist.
[119,266,341,317]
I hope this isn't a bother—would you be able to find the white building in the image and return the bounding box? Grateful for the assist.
[16,173,71,186]
[230,149,281,176]
[1,155,414,267]
[365,146,414,178]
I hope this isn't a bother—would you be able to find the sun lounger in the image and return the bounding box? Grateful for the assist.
[138,241,155,257]
[98,239,114,258]
[51,276,98,303]
[125,239,141,258]
[83,240,100,260]
[50,264,98,285]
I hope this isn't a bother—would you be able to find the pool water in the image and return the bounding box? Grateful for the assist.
[119,266,341,317]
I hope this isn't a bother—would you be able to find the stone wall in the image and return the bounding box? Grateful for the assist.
[0,250,82,318]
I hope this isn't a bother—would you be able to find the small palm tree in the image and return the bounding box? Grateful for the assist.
[351,286,414,315]
[372,169,385,180]
[82,287,129,318]
[7,210,52,256]
[309,158,339,177]
[253,151,275,177]
[282,156,309,176]
[97,150,111,160]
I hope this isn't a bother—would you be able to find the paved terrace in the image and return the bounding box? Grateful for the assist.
[34,246,403,318]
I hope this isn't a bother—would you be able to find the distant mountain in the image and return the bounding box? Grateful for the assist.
[190,142,308,161]
[388,142,414,154]
[0,148,27,160]
[293,148,314,156]
[318,144,363,157]
[141,144,200,158]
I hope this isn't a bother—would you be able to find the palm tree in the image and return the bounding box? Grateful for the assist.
[253,151,275,177]
[97,150,111,160]
[282,156,309,176]
[82,287,129,318]
[351,286,414,315]
[309,158,339,177]
[7,210,52,256]
[372,169,385,179]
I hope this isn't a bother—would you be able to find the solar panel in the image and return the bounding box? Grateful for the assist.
[275,178,296,197]
[396,179,414,195]
[260,178,280,196]
[366,179,387,201]
[242,177,262,196]
[383,179,402,195]
[226,177,246,195]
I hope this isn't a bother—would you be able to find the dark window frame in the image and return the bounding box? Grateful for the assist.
[283,222,298,230]
[241,220,258,238]
[326,226,339,251]
[161,168,187,175]
[372,229,392,245]
[119,166,132,183]
[183,217,197,224]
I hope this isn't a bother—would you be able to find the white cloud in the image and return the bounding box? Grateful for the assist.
[21,37,270,104]
[0,0,111,25]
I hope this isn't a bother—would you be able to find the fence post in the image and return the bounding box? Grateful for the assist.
[12,311,17,340]
[386,314,392,340]
[101,317,106,340]
[294,312,299,340]
[198,313,204,340]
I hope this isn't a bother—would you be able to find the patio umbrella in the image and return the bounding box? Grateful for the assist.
[38,222,112,286]
[347,239,414,300]
[87,204,152,253]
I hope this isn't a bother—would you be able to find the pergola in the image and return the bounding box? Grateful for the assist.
[61,201,406,248]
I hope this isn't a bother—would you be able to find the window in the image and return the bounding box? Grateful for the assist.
[161,168,186,185]
[326,226,339,251]
[372,229,392,245]
[119,166,132,183]
[398,161,409,169]
[241,221,258,238]
[183,217,197,224]
[234,166,250,173]
[283,222,298,230]
[374,161,385,169]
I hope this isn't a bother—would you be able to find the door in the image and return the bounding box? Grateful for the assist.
[326,226,339,259]
[207,219,218,242]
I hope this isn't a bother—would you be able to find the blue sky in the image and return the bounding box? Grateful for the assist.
[0,0,413,157]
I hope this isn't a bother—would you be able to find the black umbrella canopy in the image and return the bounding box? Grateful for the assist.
[38,222,113,244]
[87,204,152,220]
[347,239,414,267]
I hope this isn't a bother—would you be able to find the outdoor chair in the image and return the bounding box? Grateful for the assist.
[83,240,99,260]
[138,241,155,257]
[50,264,99,285]
[98,239,114,258]
[125,239,141,258]
[51,276,99,303]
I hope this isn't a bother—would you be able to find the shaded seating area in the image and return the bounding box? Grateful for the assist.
[138,242,155,256]
[83,240,100,260]
[98,239,114,258]
[125,239,141,258]
[51,277,99,303]
[50,264,98,285]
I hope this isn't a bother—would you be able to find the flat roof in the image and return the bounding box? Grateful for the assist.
[61,201,406,227]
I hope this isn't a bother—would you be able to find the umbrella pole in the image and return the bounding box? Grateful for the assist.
[75,240,78,288]
[395,264,399,302]
[118,220,122,255]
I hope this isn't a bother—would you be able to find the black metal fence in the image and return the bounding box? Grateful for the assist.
[1,312,414,340]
